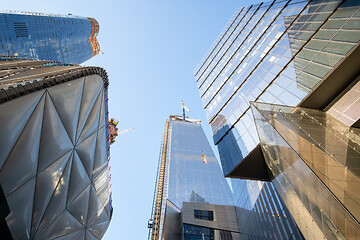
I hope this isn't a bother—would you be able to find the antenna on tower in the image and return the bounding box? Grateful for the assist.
[181,101,190,120]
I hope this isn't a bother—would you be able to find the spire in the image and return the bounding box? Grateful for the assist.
[181,101,190,120]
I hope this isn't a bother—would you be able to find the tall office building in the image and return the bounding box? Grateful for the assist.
[0,11,100,64]
[148,115,235,240]
[195,0,360,239]
[0,56,112,239]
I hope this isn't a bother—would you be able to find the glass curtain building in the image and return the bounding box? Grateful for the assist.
[148,116,234,240]
[0,56,112,239]
[0,11,100,64]
[194,0,360,239]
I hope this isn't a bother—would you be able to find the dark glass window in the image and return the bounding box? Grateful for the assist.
[194,209,214,221]
[184,224,215,240]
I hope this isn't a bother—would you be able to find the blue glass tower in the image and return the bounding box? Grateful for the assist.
[166,116,234,207]
[149,115,234,240]
[0,11,100,64]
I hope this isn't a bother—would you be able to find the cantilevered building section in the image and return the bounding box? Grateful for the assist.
[0,56,112,239]
[0,11,100,64]
[148,116,235,240]
[195,0,360,239]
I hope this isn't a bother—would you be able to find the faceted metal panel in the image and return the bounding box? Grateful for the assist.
[37,93,74,173]
[0,95,44,196]
[31,151,73,237]
[87,221,110,240]
[78,90,103,144]
[5,178,36,240]
[76,75,103,143]
[93,126,108,179]
[93,167,110,215]
[76,132,98,179]
[0,75,111,239]
[0,90,45,169]
[67,152,91,205]
[85,231,99,240]
[67,185,91,225]
[36,158,73,237]
[47,77,84,144]
[33,211,83,240]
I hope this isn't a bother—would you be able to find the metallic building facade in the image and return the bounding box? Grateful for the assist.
[195,0,360,239]
[0,11,100,64]
[0,57,112,239]
[149,116,234,240]
[182,202,243,240]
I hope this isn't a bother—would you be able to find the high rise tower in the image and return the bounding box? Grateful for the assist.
[0,56,112,239]
[149,115,235,240]
[0,11,100,64]
[195,0,360,239]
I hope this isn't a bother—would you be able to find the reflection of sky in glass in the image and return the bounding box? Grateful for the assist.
[166,119,234,208]
[0,12,94,64]
[200,0,360,159]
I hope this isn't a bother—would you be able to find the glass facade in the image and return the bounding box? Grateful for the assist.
[0,57,112,239]
[149,117,234,240]
[166,118,234,208]
[0,11,100,64]
[195,0,360,239]
[251,102,360,239]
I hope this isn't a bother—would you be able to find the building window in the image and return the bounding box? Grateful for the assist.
[14,22,29,38]
[194,209,214,221]
[184,224,215,240]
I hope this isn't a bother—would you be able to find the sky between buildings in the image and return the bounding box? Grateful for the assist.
[2,0,261,239]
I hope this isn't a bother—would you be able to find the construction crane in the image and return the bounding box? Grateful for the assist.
[108,118,134,145]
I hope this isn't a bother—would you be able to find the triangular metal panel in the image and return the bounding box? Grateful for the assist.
[92,126,108,179]
[75,132,97,179]
[77,90,103,144]
[0,90,45,169]
[98,89,106,129]
[0,95,45,196]
[76,75,103,142]
[31,151,72,237]
[5,178,36,240]
[93,167,109,215]
[33,210,83,240]
[67,185,91,226]
[74,229,86,240]
[67,151,91,205]
[36,157,73,237]
[85,230,98,240]
[87,219,110,240]
[38,93,74,173]
[47,77,85,144]
[51,230,84,240]
[87,186,110,226]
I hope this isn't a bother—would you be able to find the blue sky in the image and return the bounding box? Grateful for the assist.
[3,0,261,239]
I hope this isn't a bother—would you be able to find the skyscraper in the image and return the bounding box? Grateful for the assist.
[0,11,100,64]
[0,56,112,239]
[195,0,360,239]
[148,115,235,240]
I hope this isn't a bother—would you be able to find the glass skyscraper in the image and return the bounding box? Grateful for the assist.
[195,0,360,239]
[149,115,234,240]
[0,11,100,64]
